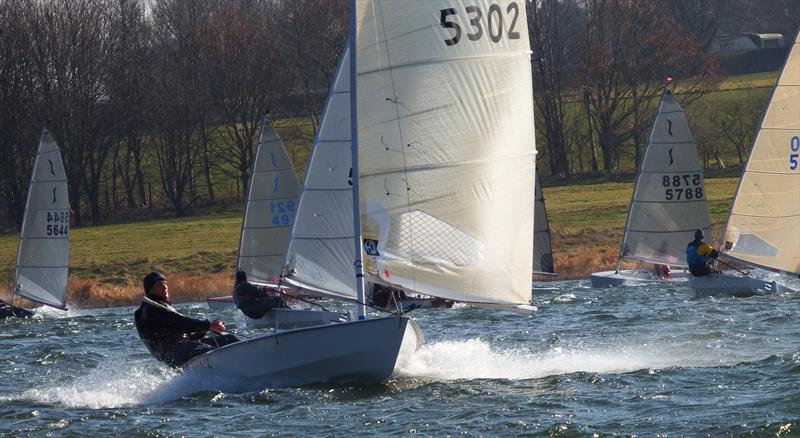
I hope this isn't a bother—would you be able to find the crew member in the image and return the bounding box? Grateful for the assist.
[232,271,289,319]
[686,229,719,277]
[134,271,239,367]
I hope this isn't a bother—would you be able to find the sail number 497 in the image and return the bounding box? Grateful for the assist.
[440,3,520,46]
[662,174,703,201]
[790,136,800,170]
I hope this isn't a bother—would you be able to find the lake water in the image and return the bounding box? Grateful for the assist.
[2,276,799,436]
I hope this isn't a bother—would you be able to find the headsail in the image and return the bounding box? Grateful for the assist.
[15,128,70,310]
[721,32,800,275]
[533,171,555,275]
[236,117,300,285]
[356,0,536,305]
[617,88,711,268]
[283,48,358,300]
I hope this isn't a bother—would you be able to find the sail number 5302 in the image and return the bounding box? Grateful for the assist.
[440,3,520,46]
[790,135,800,170]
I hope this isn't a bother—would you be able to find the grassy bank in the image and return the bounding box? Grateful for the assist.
[0,174,739,308]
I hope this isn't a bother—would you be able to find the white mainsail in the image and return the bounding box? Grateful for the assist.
[533,170,555,275]
[283,48,358,301]
[618,88,711,268]
[356,0,536,305]
[236,117,300,285]
[14,128,70,310]
[720,32,800,275]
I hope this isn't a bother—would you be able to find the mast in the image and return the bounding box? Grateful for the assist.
[349,0,366,319]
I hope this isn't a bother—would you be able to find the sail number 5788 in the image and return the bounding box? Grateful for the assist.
[440,3,520,46]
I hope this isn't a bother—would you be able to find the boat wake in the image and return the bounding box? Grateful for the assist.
[0,358,179,408]
[394,337,774,381]
[0,358,253,408]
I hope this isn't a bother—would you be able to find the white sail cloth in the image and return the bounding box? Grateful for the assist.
[15,129,70,309]
[355,0,535,305]
[284,48,358,300]
[619,89,711,267]
[721,32,800,275]
[237,118,300,284]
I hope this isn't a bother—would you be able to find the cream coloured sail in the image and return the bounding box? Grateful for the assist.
[15,128,70,310]
[283,48,358,300]
[533,170,555,275]
[721,32,800,275]
[618,88,711,268]
[356,0,535,305]
[236,117,300,285]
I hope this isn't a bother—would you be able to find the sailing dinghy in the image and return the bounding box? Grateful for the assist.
[689,33,800,298]
[205,117,346,328]
[184,0,536,388]
[1,128,69,318]
[532,170,558,293]
[591,87,711,287]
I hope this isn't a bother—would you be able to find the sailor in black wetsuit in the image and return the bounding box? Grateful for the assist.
[232,271,289,319]
[134,272,239,367]
[0,299,34,318]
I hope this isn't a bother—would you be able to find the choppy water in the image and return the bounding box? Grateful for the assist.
[2,275,799,436]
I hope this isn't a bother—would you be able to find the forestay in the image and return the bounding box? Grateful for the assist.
[533,171,555,275]
[15,128,70,310]
[355,0,536,305]
[237,118,300,285]
[618,88,711,268]
[721,32,800,275]
[283,48,358,300]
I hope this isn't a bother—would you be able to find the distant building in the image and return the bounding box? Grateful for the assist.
[710,33,785,54]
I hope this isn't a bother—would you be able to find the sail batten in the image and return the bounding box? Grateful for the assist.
[720,32,800,275]
[14,128,70,310]
[618,88,712,268]
[356,0,536,305]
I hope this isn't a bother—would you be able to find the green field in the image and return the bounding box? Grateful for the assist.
[0,175,740,293]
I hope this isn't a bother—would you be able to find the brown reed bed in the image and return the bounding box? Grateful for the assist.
[1,272,234,310]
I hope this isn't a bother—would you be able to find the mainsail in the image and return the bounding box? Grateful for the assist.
[721,32,800,275]
[236,117,300,285]
[14,128,70,310]
[356,0,536,305]
[283,48,358,300]
[618,88,711,268]
[533,171,555,275]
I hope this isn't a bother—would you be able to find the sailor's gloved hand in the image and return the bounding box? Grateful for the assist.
[210,320,226,333]
[710,250,719,259]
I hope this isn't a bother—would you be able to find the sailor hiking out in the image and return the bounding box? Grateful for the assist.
[686,229,719,277]
[134,272,239,367]
[232,270,290,319]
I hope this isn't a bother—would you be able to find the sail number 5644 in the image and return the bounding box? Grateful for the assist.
[790,135,800,170]
[440,3,520,46]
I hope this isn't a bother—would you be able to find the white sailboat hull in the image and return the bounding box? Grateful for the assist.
[247,308,349,329]
[590,269,690,288]
[184,316,419,389]
[688,274,796,298]
[531,283,559,294]
[207,295,234,310]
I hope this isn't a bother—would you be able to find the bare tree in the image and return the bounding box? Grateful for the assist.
[0,0,39,229]
[577,0,721,171]
[200,0,291,197]
[148,0,207,216]
[528,0,581,177]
